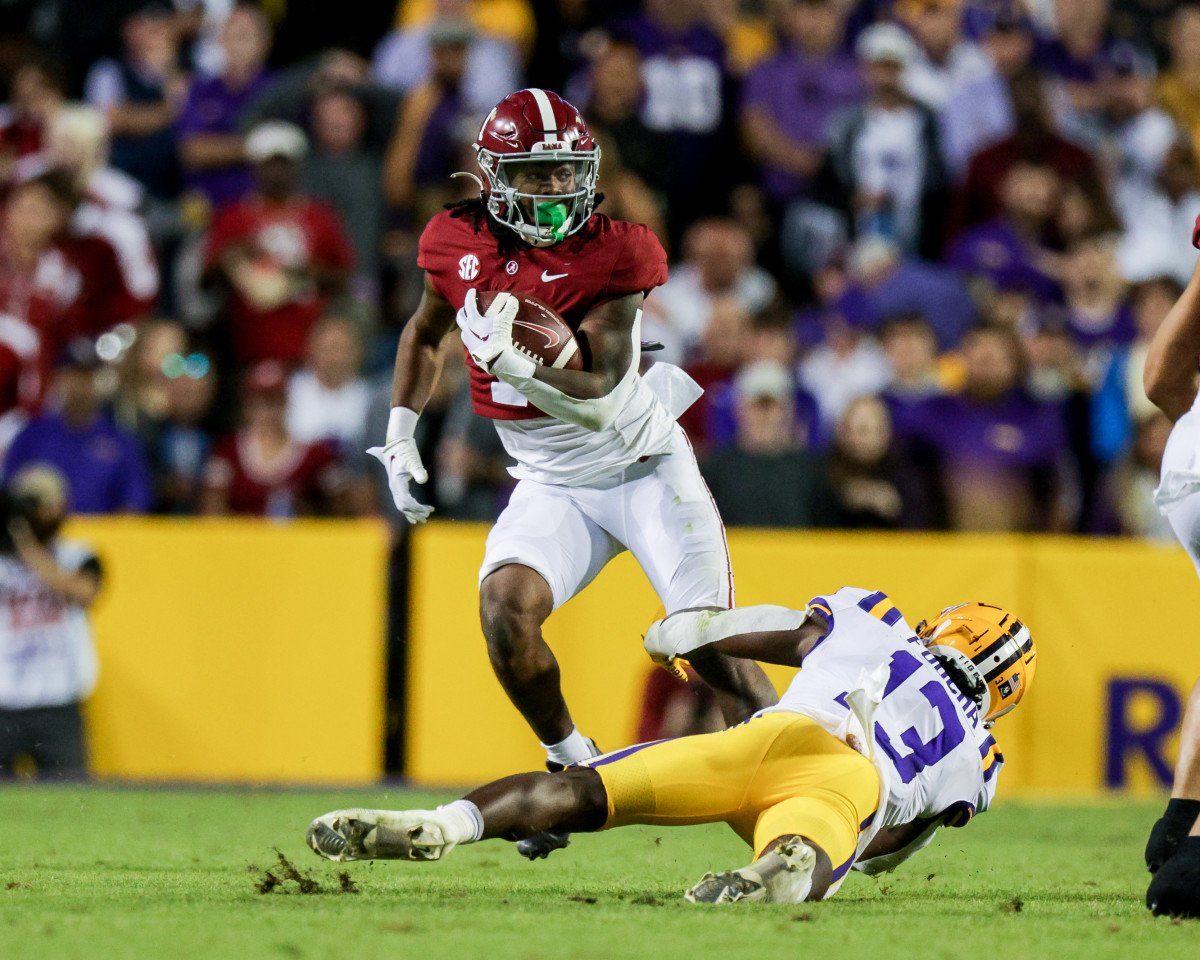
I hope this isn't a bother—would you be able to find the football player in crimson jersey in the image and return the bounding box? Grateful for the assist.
[369,88,776,859]
[1140,213,1200,918]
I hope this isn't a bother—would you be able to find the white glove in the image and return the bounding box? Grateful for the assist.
[366,407,433,524]
[456,289,536,380]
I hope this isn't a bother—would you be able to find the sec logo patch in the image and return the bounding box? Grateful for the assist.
[458,254,480,281]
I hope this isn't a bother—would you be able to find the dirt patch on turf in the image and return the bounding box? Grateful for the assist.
[247,849,360,896]
[1000,897,1024,913]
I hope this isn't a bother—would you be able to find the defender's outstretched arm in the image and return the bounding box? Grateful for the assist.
[646,605,826,673]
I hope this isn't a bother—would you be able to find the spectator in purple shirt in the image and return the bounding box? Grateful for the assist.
[3,341,152,515]
[879,313,945,440]
[741,0,863,275]
[176,2,274,208]
[740,0,862,204]
[382,21,475,228]
[904,324,1075,531]
[947,161,1063,305]
[1057,234,1137,349]
[834,236,978,349]
[608,0,732,238]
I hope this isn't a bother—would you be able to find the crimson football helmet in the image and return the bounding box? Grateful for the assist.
[473,88,600,247]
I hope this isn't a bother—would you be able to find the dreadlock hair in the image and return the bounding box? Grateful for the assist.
[444,192,606,257]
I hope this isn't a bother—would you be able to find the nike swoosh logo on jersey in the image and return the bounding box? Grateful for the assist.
[541,271,569,282]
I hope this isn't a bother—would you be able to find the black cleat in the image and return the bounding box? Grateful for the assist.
[516,738,600,861]
[1146,799,1200,872]
[516,830,572,860]
[1148,836,1200,918]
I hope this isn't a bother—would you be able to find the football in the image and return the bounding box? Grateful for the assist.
[477,290,584,370]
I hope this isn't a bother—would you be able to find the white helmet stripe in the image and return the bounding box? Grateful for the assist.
[526,88,560,143]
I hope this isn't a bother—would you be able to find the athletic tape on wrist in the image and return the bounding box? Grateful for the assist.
[386,407,419,443]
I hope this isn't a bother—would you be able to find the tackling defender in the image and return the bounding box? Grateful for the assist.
[1140,214,1200,918]
[308,588,1035,903]
[368,88,775,858]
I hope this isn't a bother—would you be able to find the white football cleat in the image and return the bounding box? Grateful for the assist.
[306,808,460,863]
[684,838,817,904]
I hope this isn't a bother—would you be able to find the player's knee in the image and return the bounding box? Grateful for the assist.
[502,769,606,838]
[555,767,608,831]
[479,566,552,645]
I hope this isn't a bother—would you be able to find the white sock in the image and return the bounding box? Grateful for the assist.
[541,726,597,766]
[436,800,485,843]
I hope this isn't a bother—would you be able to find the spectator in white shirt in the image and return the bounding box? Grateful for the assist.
[1095,44,1188,233]
[1118,139,1200,285]
[641,217,777,366]
[371,6,519,114]
[895,0,1013,177]
[0,465,100,780]
[286,314,370,452]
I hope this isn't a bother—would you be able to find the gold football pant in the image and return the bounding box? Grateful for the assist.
[581,712,879,879]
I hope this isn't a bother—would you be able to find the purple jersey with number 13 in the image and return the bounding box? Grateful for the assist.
[760,585,1002,832]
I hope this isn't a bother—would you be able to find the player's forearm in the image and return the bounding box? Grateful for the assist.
[391,319,445,412]
[527,362,622,401]
[1144,257,1200,421]
[695,629,812,669]
[493,332,636,429]
[494,360,635,431]
[646,606,810,666]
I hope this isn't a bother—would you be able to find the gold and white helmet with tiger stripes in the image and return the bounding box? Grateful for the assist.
[916,603,1036,723]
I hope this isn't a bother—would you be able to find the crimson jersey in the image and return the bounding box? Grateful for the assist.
[418,211,668,420]
[64,201,159,338]
[205,433,345,516]
[0,245,82,412]
[205,196,355,366]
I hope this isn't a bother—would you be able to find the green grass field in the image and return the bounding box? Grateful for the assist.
[0,787,1195,960]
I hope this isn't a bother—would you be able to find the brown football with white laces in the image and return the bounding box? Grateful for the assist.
[476,290,584,370]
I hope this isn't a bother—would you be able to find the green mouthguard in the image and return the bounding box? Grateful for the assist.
[535,200,570,241]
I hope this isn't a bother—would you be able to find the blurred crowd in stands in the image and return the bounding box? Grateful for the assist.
[0,0,1195,538]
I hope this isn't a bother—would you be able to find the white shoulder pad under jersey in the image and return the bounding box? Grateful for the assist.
[763,586,1002,831]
